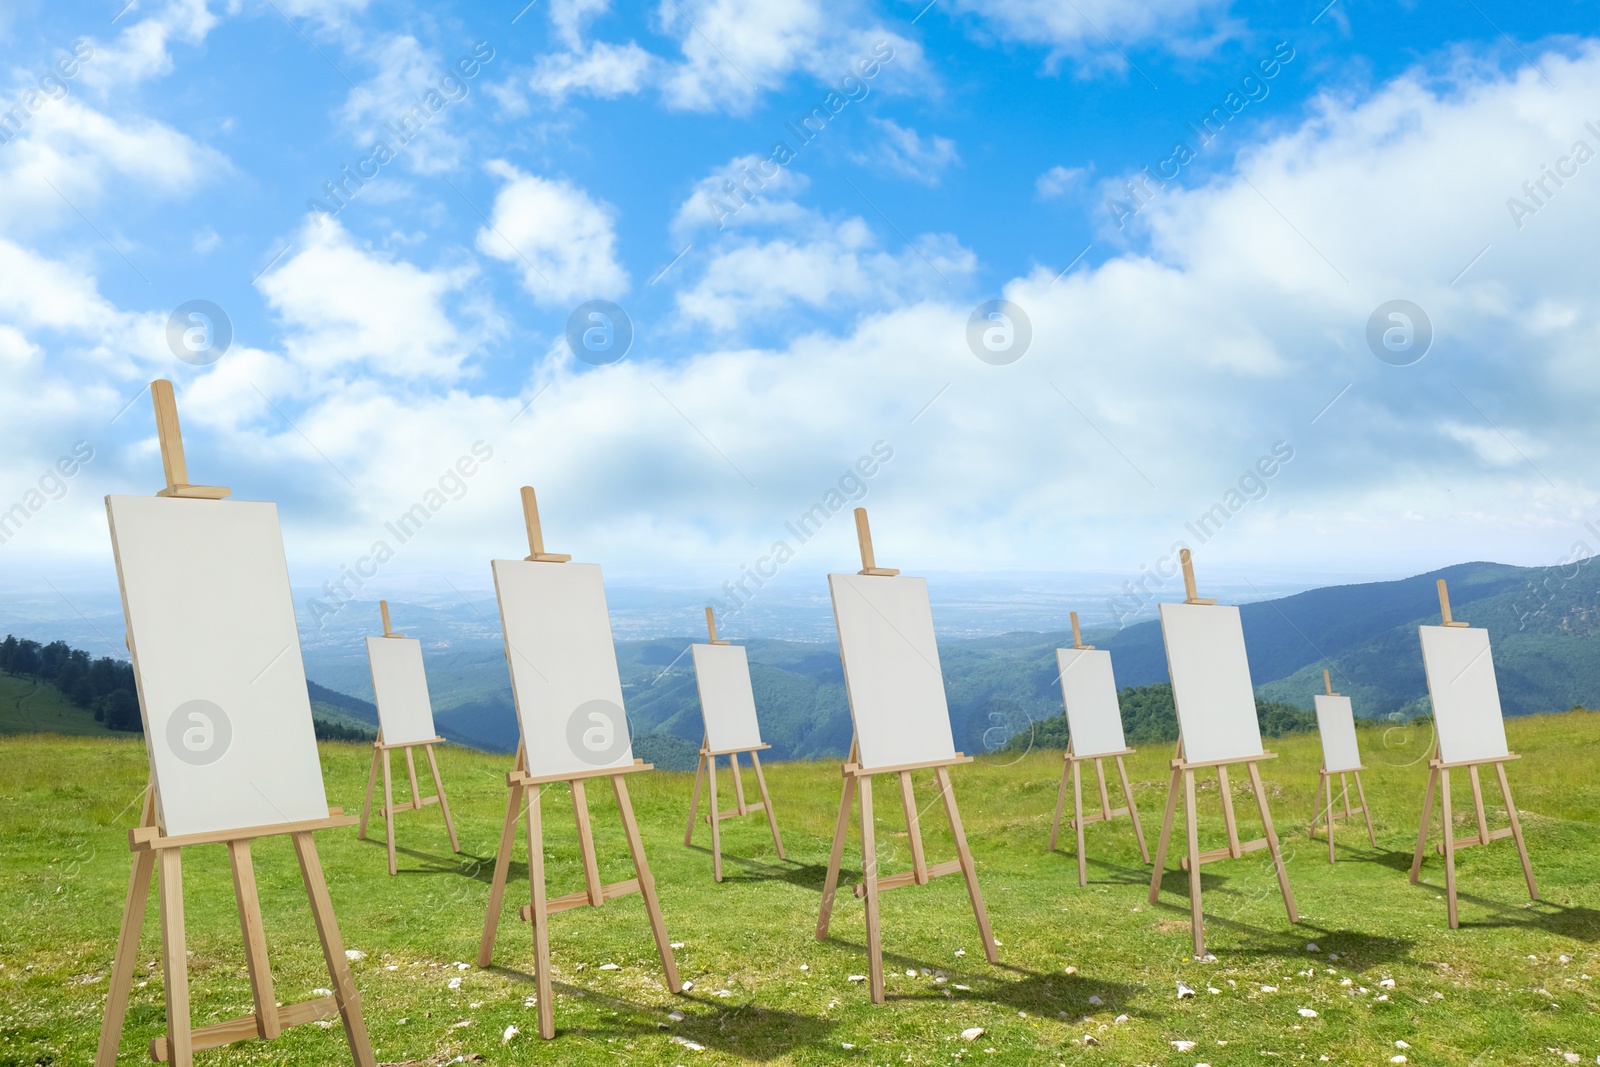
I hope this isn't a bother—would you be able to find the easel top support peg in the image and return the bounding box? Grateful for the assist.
[705,606,730,645]
[853,507,899,576]
[520,486,572,563]
[1179,549,1216,605]
[379,600,405,639]
[1070,611,1094,650]
[150,379,230,500]
[1323,668,1336,696]
[1437,578,1469,626]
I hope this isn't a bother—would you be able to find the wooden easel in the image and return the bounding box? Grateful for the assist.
[1408,579,1538,928]
[357,600,460,875]
[1308,669,1375,862]
[815,508,998,1003]
[97,380,374,1067]
[1049,612,1150,886]
[476,486,680,1038]
[1146,550,1297,958]
[685,607,786,881]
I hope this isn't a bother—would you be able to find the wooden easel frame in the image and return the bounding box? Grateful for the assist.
[1308,669,1375,862]
[476,486,680,1038]
[1146,550,1297,957]
[357,600,460,875]
[97,380,373,1067]
[685,607,786,881]
[1408,580,1538,927]
[815,508,998,1003]
[1049,613,1150,885]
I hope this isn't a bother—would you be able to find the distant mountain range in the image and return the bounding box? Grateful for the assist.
[4,558,1596,764]
[300,557,1600,761]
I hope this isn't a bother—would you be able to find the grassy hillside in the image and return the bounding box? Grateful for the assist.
[4,715,1599,1065]
[0,671,114,737]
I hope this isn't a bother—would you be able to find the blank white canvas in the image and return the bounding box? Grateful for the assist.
[365,637,438,746]
[1419,625,1510,764]
[491,560,634,779]
[1159,601,1264,764]
[1056,648,1127,757]
[106,495,329,838]
[829,573,956,771]
[691,643,764,752]
[1313,694,1363,773]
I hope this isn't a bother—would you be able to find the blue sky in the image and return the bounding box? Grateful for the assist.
[3,0,1600,636]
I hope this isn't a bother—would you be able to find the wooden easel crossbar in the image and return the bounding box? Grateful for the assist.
[476,487,680,1039]
[357,600,460,874]
[1407,580,1538,928]
[1048,612,1150,885]
[1145,551,1297,958]
[1308,671,1376,862]
[97,381,373,1067]
[814,509,997,1004]
[685,607,786,881]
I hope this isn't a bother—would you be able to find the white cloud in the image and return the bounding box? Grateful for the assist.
[676,217,974,331]
[950,0,1234,69]
[858,118,958,184]
[257,218,481,381]
[655,0,925,113]
[475,161,629,305]
[530,41,655,101]
[0,97,225,234]
[1036,164,1087,198]
[79,0,219,90]
[672,153,814,237]
[338,34,472,175]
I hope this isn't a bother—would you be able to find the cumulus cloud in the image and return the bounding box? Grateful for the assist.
[474,160,629,305]
[1036,164,1087,198]
[857,118,959,184]
[257,218,481,381]
[949,0,1235,70]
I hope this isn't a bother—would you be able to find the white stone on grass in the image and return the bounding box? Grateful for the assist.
[961,1027,985,1041]
[501,1024,519,1044]
[1177,982,1196,999]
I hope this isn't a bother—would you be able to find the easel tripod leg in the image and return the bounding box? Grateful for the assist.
[1072,758,1087,887]
[1409,764,1438,884]
[1324,770,1336,863]
[857,774,884,1003]
[684,746,707,846]
[227,840,279,1039]
[292,833,375,1067]
[423,745,459,852]
[380,748,397,876]
[1353,771,1376,846]
[1182,768,1204,958]
[749,751,786,859]
[1247,761,1297,923]
[477,779,524,967]
[707,752,723,882]
[1147,764,1182,903]
[522,784,555,1039]
[1049,755,1069,851]
[935,765,998,963]
[95,848,157,1067]
[1116,755,1149,864]
[1440,767,1459,928]
[612,775,681,992]
[1495,762,1538,900]
[357,745,379,840]
[816,773,858,940]
[158,848,193,1067]
[571,779,604,905]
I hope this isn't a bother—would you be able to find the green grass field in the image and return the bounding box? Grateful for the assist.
[3,713,1599,1066]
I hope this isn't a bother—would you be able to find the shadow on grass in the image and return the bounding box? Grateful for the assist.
[681,844,820,889]
[1406,876,1600,941]
[483,966,837,1057]
[357,837,498,877]
[821,937,1146,1017]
